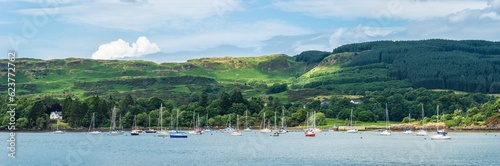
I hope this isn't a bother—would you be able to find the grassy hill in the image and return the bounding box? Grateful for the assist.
[0,54,313,104]
[2,39,500,104]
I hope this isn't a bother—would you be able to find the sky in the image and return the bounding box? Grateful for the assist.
[1,0,500,63]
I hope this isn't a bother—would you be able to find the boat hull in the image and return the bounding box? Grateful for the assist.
[110,131,124,135]
[170,132,188,138]
[231,132,242,136]
[379,130,391,136]
[260,129,272,133]
[88,131,101,135]
[53,131,65,134]
[156,131,169,137]
[415,130,427,136]
[305,131,315,137]
[346,129,358,133]
[430,132,451,140]
[145,130,157,133]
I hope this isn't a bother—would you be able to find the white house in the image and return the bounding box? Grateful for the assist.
[350,100,362,105]
[50,111,63,120]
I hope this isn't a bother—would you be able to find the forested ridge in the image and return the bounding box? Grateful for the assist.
[332,39,500,93]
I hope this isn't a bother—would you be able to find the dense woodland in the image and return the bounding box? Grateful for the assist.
[332,39,500,93]
[2,39,500,130]
[2,87,500,130]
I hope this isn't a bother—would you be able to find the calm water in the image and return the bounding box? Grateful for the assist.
[1,131,499,166]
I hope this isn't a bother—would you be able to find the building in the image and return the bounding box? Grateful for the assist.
[50,111,63,120]
[350,100,362,105]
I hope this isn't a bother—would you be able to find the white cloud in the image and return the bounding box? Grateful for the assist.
[91,36,160,60]
[274,0,488,20]
[326,0,500,49]
[15,0,243,31]
[489,0,500,12]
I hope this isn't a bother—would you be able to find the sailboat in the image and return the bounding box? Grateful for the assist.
[189,113,203,135]
[145,115,156,133]
[278,109,287,134]
[156,104,169,137]
[224,115,235,133]
[88,113,101,135]
[260,112,271,133]
[231,115,242,136]
[53,119,64,134]
[430,105,451,140]
[416,104,428,136]
[346,109,358,133]
[271,111,279,136]
[130,115,140,136]
[203,113,212,133]
[403,113,413,134]
[110,106,124,135]
[170,109,188,138]
[379,104,391,136]
[305,112,316,137]
[311,111,322,133]
[243,111,252,132]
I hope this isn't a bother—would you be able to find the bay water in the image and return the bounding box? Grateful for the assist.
[2,131,499,165]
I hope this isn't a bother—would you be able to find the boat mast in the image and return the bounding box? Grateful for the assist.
[312,111,316,130]
[176,109,179,131]
[421,104,424,127]
[274,111,277,130]
[281,109,285,129]
[385,103,389,129]
[436,105,439,131]
[350,108,353,126]
[306,111,309,130]
[159,103,163,131]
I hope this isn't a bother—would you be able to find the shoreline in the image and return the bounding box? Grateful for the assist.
[2,126,500,133]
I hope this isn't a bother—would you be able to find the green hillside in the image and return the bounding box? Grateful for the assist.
[3,40,500,102]
[0,54,312,103]
[2,39,500,130]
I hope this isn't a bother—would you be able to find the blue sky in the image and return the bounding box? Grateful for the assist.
[1,0,500,62]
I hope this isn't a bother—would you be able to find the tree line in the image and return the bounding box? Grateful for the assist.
[2,87,500,130]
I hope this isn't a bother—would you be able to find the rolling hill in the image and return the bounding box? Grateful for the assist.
[2,39,500,105]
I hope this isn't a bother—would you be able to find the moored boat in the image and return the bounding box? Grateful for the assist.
[430,106,451,140]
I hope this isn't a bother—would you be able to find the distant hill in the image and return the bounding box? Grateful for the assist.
[2,39,500,104]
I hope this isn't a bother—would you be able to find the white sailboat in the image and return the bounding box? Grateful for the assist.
[189,113,202,135]
[243,111,252,132]
[231,115,242,136]
[224,115,235,133]
[53,119,64,134]
[88,113,101,135]
[271,111,280,136]
[403,113,413,134]
[109,106,124,135]
[278,109,287,134]
[156,104,169,137]
[203,113,212,133]
[311,111,322,133]
[346,109,358,133]
[144,115,156,133]
[260,112,271,133]
[380,104,391,136]
[415,104,427,136]
[430,105,451,140]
